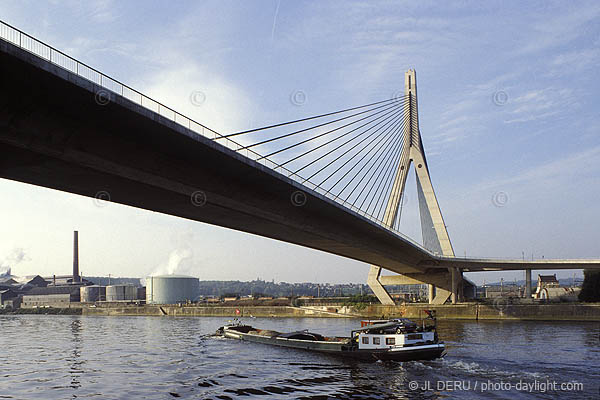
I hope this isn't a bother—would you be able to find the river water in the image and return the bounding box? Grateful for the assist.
[0,315,598,399]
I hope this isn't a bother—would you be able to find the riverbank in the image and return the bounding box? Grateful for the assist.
[79,302,600,321]
[0,307,82,315]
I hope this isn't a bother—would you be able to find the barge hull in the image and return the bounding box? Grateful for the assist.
[223,330,445,362]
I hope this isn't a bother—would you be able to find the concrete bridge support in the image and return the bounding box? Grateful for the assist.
[451,267,461,304]
[375,269,459,304]
[525,269,532,298]
[367,265,395,305]
[428,284,435,303]
[367,69,460,304]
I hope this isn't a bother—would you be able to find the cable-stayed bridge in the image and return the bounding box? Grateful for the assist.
[1,20,599,305]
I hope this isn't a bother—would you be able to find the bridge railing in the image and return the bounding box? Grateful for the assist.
[0,20,428,252]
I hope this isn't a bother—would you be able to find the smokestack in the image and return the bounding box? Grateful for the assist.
[73,231,80,283]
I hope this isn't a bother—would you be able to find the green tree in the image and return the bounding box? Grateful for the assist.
[578,269,600,302]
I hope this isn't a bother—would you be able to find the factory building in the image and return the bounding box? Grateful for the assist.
[146,275,199,304]
[22,286,81,307]
[0,288,17,308]
[3,231,148,308]
[45,275,92,286]
[0,275,47,291]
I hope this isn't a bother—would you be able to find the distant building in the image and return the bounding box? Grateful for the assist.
[537,274,559,288]
[19,275,48,287]
[0,275,48,300]
[0,277,18,287]
[536,286,580,301]
[0,288,17,307]
[44,275,93,286]
[534,274,559,299]
[391,293,418,302]
[534,274,578,301]
[484,284,522,298]
[137,287,146,301]
[22,286,81,307]
[3,296,22,309]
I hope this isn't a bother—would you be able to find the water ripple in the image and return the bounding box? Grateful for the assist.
[0,316,598,399]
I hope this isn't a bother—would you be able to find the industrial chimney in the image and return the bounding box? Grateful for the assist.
[73,231,80,283]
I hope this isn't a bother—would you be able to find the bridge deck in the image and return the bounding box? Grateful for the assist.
[1,31,598,274]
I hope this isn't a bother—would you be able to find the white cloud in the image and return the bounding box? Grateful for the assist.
[142,61,255,135]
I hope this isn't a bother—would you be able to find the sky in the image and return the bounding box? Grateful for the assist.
[0,1,599,285]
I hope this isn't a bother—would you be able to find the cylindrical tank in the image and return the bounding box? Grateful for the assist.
[106,284,137,301]
[80,285,106,302]
[146,275,199,304]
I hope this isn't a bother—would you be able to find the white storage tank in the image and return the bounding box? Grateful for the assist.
[106,284,137,301]
[146,275,199,304]
[80,285,106,302]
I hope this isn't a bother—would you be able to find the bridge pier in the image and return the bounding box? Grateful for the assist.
[428,284,435,303]
[367,265,395,305]
[525,269,532,298]
[370,270,464,304]
[451,267,461,304]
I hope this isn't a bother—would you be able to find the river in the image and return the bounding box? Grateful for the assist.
[0,316,598,399]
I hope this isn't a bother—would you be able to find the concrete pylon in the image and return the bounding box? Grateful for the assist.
[367,70,458,304]
[525,269,532,298]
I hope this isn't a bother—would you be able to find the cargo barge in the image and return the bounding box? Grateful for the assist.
[216,317,445,362]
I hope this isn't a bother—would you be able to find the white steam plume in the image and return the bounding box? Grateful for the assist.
[0,247,27,276]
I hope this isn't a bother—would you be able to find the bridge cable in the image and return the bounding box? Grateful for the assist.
[350,126,406,214]
[219,95,408,139]
[359,117,410,214]
[327,115,405,200]
[318,110,407,195]
[237,96,409,152]
[260,97,409,163]
[374,120,410,221]
[338,113,407,204]
[354,115,408,212]
[303,107,406,183]
[374,118,411,221]
[290,101,408,175]
[210,93,419,225]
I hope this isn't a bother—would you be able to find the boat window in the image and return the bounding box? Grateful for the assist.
[362,337,369,344]
[386,337,395,345]
[373,337,380,345]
